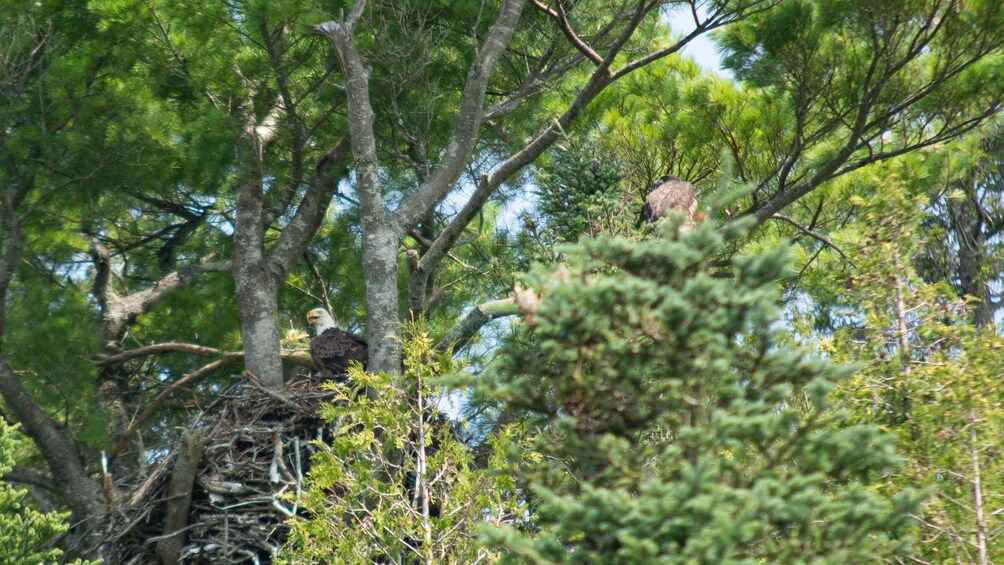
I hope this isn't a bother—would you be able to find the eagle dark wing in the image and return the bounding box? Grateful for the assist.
[310,328,368,382]
[644,176,698,223]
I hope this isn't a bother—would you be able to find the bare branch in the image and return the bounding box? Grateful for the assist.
[436,298,518,354]
[303,250,335,315]
[528,0,602,65]
[258,16,306,228]
[94,342,227,366]
[156,428,204,565]
[771,213,852,264]
[412,0,666,303]
[390,0,527,233]
[87,235,113,313]
[315,17,386,229]
[266,139,350,275]
[96,257,231,345]
[614,0,781,79]
[346,0,368,29]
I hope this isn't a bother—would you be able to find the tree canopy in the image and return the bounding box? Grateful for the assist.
[1,0,1002,561]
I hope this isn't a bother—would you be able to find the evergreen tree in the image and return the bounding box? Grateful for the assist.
[282,329,524,564]
[0,421,95,565]
[796,161,1004,563]
[483,215,919,563]
[535,138,627,242]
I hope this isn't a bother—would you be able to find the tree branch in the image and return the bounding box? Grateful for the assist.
[528,0,602,66]
[0,211,104,530]
[3,464,55,491]
[613,0,780,80]
[746,106,997,231]
[412,0,669,305]
[316,9,401,372]
[94,342,227,366]
[266,138,350,275]
[257,14,316,230]
[0,357,103,528]
[156,428,204,565]
[771,213,852,264]
[346,0,368,28]
[93,256,231,346]
[390,0,527,234]
[109,348,314,458]
[436,298,518,354]
[315,15,386,229]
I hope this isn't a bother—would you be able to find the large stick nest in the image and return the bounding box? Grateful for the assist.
[106,376,336,564]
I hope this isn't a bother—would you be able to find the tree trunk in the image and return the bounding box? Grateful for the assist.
[233,262,284,387]
[947,191,994,330]
[361,225,402,374]
[233,145,285,387]
[157,428,204,565]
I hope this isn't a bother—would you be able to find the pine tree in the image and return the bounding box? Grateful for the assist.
[483,214,919,563]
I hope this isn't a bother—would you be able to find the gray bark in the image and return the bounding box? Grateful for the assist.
[969,410,989,565]
[233,141,285,387]
[361,226,403,374]
[233,263,284,386]
[319,6,400,373]
[157,428,204,565]
[232,112,348,386]
[436,298,518,354]
[318,0,527,373]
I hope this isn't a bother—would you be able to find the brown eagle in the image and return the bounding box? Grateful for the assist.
[306,308,367,382]
[643,174,699,224]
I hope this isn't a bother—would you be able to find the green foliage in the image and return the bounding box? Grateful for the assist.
[794,163,1004,562]
[281,328,524,563]
[0,421,95,564]
[535,137,628,242]
[483,217,919,563]
[591,56,733,191]
[2,0,1003,560]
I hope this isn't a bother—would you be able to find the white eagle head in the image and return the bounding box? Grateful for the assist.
[306,308,337,334]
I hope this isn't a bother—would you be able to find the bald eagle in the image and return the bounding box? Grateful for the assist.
[643,174,699,224]
[306,308,367,382]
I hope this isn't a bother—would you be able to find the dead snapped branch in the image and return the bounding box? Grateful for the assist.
[436,298,519,354]
[95,342,228,366]
[108,347,314,458]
